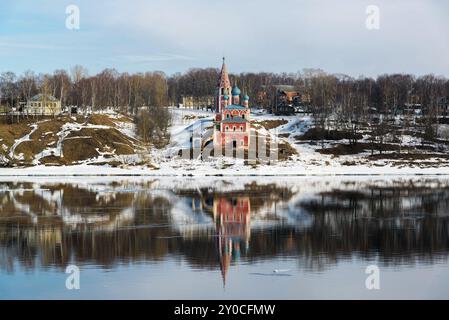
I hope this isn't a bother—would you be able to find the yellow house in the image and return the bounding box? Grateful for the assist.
[180,95,214,109]
[0,104,11,114]
[26,94,62,116]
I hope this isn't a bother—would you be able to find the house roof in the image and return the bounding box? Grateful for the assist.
[438,96,449,105]
[261,84,299,91]
[29,94,59,102]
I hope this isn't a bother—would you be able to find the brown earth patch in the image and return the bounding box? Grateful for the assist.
[1,115,140,166]
[86,114,118,127]
[277,141,298,160]
[39,155,67,166]
[319,142,404,156]
[62,136,101,162]
[297,128,363,141]
[61,127,135,163]
[253,119,288,130]
[368,153,449,161]
[14,118,69,162]
[0,121,33,151]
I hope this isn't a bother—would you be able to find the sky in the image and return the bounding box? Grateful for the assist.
[0,0,449,78]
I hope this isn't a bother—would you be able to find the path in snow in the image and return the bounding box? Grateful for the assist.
[8,124,38,160]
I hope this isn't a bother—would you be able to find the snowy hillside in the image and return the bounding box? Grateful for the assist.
[0,113,145,167]
[2,107,449,176]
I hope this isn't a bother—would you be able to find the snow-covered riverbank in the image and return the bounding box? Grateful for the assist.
[1,161,449,176]
[2,108,449,176]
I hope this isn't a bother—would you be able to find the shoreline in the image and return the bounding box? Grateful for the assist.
[1,164,449,177]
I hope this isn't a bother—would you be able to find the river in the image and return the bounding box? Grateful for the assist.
[1,176,448,299]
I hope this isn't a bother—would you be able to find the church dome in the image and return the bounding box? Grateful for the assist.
[243,94,249,101]
[231,86,241,96]
[224,95,229,100]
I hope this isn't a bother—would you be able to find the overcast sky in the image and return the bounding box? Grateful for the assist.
[1,0,448,78]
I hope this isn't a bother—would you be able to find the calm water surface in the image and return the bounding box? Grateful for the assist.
[1,176,449,299]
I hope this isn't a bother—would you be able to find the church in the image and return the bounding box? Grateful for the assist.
[213,58,250,149]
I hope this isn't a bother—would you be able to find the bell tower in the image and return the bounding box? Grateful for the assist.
[215,57,232,113]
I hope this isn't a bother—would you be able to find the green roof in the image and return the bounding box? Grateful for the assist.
[221,116,247,123]
[225,104,246,110]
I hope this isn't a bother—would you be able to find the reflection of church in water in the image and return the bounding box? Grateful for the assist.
[191,194,252,286]
[213,196,251,286]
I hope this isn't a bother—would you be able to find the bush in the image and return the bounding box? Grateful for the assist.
[298,128,363,141]
[134,106,171,146]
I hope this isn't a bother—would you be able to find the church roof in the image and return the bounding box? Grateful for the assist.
[218,58,231,88]
[222,116,247,123]
[232,86,241,96]
[225,104,246,110]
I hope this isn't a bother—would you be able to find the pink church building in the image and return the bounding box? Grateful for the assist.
[214,58,251,149]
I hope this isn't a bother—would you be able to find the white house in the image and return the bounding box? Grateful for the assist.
[25,94,62,116]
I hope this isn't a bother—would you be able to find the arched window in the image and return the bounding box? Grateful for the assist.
[233,126,236,131]
[240,126,244,131]
[242,114,245,119]
[226,113,230,119]
[225,126,229,131]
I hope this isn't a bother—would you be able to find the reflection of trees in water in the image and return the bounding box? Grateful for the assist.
[1,180,449,273]
[175,182,295,214]
[0,185,171,271]
[0,182,296,272]
[0,183,136,227]
[296,184,449,270]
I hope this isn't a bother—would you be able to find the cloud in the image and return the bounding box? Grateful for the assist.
[118,54,196,63]
[0,41,62,50]
[1,0,449,76]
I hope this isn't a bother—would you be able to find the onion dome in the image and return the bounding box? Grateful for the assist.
[231,86,241,96]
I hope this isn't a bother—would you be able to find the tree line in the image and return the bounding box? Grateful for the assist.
[2,66,448,113]
[1,66,449,145]
[0,66,169,115]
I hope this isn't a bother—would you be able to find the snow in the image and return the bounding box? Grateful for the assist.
[113,119,137,140]
[32,120,131,165]
[9,124,38,159]
[2,107,449,176]
[1,160,449,176]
